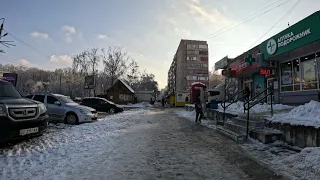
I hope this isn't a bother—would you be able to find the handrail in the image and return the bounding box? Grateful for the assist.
[220,89,245,108]
[244,86,271,109]
[244,86,274,139]
[221,89,245,123]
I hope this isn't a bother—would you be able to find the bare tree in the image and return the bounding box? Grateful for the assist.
[101,46,130,86]
[126,59,140,88]
[209,70,224,88]
[87,48,100,96]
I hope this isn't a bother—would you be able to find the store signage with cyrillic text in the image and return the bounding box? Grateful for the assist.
[260,11,320,60]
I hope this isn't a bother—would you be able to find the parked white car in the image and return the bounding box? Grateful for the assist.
[25,93,98,125]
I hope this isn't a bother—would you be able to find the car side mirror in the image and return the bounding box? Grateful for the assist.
[54,101,61,106]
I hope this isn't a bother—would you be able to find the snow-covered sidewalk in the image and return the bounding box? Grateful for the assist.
[175,110,216,130]
[267,100,320,128]
[175,108,320,180]
[0,109,149,180]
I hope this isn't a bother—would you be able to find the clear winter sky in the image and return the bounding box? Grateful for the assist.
[1,0,319,89]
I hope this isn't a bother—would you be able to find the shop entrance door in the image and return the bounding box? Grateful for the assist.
[243,77,253,99]
[267,78,275,104]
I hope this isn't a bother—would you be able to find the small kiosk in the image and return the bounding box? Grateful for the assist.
[190,82,206,104]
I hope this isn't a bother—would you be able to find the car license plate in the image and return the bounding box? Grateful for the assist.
[19,127,39,136]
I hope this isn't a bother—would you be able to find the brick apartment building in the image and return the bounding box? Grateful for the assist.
[168,39,209,94]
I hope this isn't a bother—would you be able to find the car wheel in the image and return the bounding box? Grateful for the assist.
[109,108,115,114]
[65,113,78,125]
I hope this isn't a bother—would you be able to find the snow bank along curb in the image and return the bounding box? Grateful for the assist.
[270,147,320,179]
[119,102,153,108]
[216,101,293,115]
[263,101,320,148]
[267,100,320,128]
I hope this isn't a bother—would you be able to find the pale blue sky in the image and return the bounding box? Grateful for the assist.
[0,0,319,88]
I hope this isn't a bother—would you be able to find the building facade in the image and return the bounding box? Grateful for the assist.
[223,11,320,105]
[168,39,209,93]
[260,11,320,105]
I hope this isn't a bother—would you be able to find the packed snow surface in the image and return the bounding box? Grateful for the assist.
[217,101,292,114]
[271,147,320,179]
[268,100,320,127]
[0,109,148,180]
[119,102,153,108]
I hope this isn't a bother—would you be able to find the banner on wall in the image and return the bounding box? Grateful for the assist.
[2,73,18,86]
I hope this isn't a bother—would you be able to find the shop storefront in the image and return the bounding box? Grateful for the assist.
[229,46,269,99]
[260,11,320,105]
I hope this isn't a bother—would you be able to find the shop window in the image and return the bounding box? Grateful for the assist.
[300,54,317,90]
[280,61,293,92]
[293,59,301,90]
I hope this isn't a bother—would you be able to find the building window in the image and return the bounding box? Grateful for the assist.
[200,57,208,61]
[186,56,198,60]
[280,53,319,92]
[293,59,300,91]
[187,51,199,55]
[187,44,199,49]
[280,61,293,92]
[187,63,208,68]
[199,44,208,49]
[301,54,317,90]
[199,51,208,55]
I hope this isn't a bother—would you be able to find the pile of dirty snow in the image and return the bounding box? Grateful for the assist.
[271,147,320,179]
[217,101,292,114]
[120,102,153,108]
[185,104,195,107]
[268,100,320,127]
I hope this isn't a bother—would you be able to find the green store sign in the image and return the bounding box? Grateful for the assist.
[260,11,320,60]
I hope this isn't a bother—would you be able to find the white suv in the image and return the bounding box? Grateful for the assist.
[26,93,98,125]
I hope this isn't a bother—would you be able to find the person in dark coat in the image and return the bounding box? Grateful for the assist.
[245,87,251,101]
[194,97,204,123]
[161,97,165,108]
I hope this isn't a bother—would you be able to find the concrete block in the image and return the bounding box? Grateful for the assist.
[250,128,282,144]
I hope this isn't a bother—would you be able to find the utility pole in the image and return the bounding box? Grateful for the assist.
[59,73,62,93]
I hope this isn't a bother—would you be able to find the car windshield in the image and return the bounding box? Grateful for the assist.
[59,96,76,104]
[0,82,22,98]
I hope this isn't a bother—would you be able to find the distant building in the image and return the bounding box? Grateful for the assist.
[168,39,209,93]
[135,90,155,103]
[104,79,135,104]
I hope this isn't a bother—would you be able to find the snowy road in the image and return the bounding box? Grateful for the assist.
[0,108,284,180]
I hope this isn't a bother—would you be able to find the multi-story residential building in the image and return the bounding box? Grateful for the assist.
[168,39,209,93]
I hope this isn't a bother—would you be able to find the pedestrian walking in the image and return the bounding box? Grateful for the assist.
[195,97,204,123]
[161,97,165,108]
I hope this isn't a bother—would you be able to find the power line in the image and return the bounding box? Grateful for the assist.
[208,0,293,39]
[0,54,27,67]
[207,0,283,37]
[3,29,69,67]
[247,0,301,49]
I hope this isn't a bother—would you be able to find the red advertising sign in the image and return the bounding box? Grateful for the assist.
[229,49,260,76]
[260,69,271,76]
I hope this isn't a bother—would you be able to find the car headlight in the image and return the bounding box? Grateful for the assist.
[79,108,91,115]
[0,104,6,117]
[38,103,47,114]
